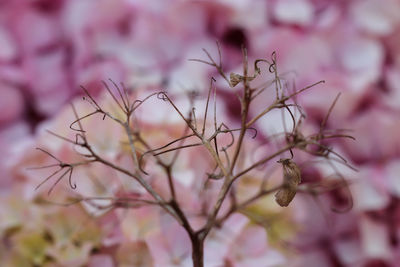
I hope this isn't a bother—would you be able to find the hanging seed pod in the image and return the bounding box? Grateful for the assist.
[275,158,301,207]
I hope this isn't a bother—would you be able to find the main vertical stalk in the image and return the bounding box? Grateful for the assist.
[191,234,204,267]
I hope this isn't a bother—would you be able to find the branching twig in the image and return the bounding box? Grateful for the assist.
[33,45,355,267]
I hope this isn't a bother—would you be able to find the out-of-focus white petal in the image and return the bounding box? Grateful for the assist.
[88,254,114,267]
[0,84,24,124]
[351,0,400,35]
[274,0,314,26]
[351,166,390,211]
[360,216,391,259]
[339,38,384,91]
[0,25,17,61]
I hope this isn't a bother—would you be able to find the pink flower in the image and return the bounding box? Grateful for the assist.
[0,84,24,125]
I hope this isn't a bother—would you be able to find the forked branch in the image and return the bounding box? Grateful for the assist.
[32,45,355,267]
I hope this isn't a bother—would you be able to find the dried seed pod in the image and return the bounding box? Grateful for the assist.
[230,73,244,87]
[275,159,301,207]
[229,73,256,87]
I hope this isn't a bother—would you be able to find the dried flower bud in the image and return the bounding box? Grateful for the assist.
[275,159,301,207]
[230,73,244,87]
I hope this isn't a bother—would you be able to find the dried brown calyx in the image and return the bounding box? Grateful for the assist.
[229,72,257,87]
[275,158,301,207]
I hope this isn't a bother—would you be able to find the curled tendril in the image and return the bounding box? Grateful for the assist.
[248,127,258,139]
[68,168,77,190]
[131,92,160,112]
[269,61,276,73]
[254,59,272,75]
[31,148,78,195]
[268,51,277,72]
[131,99,143,110]
[218,123,235,151]
[69,111,99,132]
[157,92,168,101]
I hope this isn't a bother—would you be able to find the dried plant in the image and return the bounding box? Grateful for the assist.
[31,44,355,267]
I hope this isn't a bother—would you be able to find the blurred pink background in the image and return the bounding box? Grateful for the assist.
[1,0,400,266]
